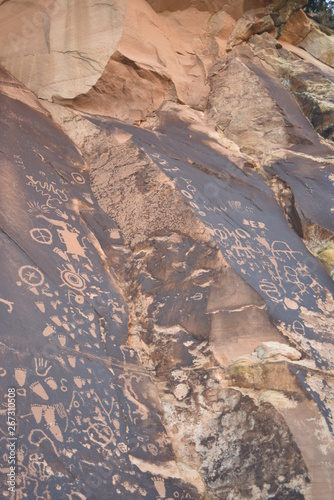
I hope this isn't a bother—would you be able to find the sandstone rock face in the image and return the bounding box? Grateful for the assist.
[0,0,306,120]
[298,27,334,68]
[279,8,312,44]
[280,9,334,68]
[0,0,125,100]
[1,1,334,499]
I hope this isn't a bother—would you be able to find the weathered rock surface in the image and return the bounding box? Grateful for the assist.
[1,1,334,499]
[0,0,125,100]
[0,0,307,120]
[280,8,334,68]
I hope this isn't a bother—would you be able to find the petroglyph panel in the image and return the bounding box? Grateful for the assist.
[86,110,334,440]
[125,128,334,367]
[1,15,334,497]
[0,90,202,498]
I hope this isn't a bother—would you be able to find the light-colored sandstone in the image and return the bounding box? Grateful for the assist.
[0,0,125,100]
[280,9,312,45]
[299,26,334,68]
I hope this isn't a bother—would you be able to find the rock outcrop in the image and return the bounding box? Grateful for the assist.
[0,1,334,499]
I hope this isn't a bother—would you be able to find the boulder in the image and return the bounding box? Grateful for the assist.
[255,341,302,360]
[299,27,334,68]
[280,8,312,44]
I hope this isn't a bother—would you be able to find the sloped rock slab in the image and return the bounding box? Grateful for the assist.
[0,92,201,498]
[87,113,334,436]
[268,154,334,236]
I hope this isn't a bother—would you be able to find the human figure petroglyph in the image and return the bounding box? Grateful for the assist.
[297,263,326,295]
[14,467,40,500]
[28,453,53,481]
[36,215,93,268]
[267,255,286,293]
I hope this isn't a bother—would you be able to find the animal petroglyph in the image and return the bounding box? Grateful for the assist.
[36,215,93,268]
